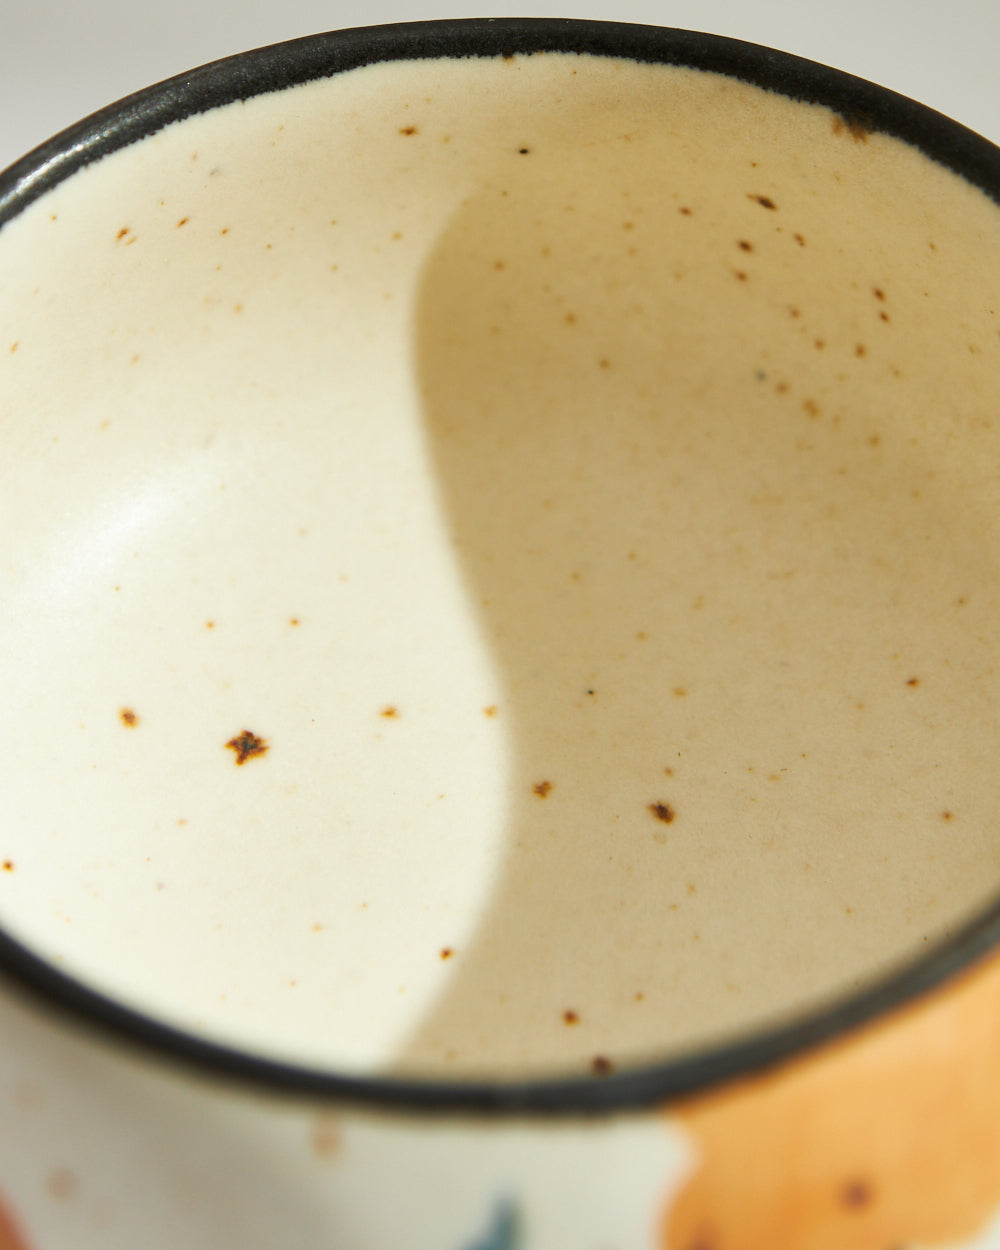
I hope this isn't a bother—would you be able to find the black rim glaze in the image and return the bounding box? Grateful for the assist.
[2,18,1000,1114]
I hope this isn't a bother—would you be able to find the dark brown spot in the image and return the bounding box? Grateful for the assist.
[750,194,778,210]
[380,705,400,718]
[440,947,454,959]
[563,1010,580,1025]
[855,343,868,357]
[679,206,693,216]
[942,811,955,821]
[879,311,891,322]
[788,306,801,319]
[119,708,139,728]
[840,1177,874,1208]
[814,338,826,350]
[533,780,553,798]
[590,1055,614,1076]
[226,730,268,765]
[518,147,531,155]
[737,239,753,252]
[794,233,806,246]
[873,287,886,301]
[399,126,418,136]
[116,227,129,240]
[833,114,872,142]
[734,270,748,282]
[649,802,675,824]
[907,677,920,687]
[176,217,189,228]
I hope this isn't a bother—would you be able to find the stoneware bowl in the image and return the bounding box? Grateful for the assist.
[2,17,1000,1250]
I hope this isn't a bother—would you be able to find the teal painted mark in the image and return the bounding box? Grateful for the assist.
[463,1198,522,1250]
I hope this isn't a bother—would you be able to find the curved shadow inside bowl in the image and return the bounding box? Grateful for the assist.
[392,103,1000,1079]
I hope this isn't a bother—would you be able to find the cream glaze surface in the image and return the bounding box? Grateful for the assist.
[2,52,1000,1078]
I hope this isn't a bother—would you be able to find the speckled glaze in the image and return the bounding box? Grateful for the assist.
[3,19,1000,1250]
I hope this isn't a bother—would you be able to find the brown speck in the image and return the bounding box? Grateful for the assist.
[176,217,189,228]
[649,802,675,824]
[380,705,400,719]
[734,270,748,282]
[2,861,14,873]
[483,705,499,718]
[564,312,578,325]
[907,677,920,687]
[855,343,868,357]
[310,1115,341,1159]
[664,767,675,777]
[867,434,881,447]
[879,311,891,322]
[788,306,801,319]
[673,687,688,698]
[120,708,139,728]
[563,1010,580,1025]
[794,233,806,246]
[399,126,418,136]
[205,620,215,630]
[814,338,826,350]
[775,380,790,394]
[679,206,693,216]
[46,1168,78,1202]
[840,1178,874,1208]
[598,358,612,370]
[116,227,130,240]
[623,221,635,231]
[533,780,553,798]
[873,287,886,301]
[289,617,300,626]
[750,194,778,210]
[233,303,244,314]
[9,340,19,354]
[440,947,454,960]
[737,239,753,252]
[590,1055,614,1076]
[518,147,531,155]
[493,260,506,271]
[220,227,230,235]
[833,114,871,142]
[942,811,955,821]
[802,398,820,418]
[226,729,268,765]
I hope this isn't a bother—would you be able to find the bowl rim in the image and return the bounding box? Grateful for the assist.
[2,16,1000,1115]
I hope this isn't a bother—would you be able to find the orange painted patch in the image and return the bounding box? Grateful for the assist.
[0,1189,32,1250]
[663,950,1000,1249]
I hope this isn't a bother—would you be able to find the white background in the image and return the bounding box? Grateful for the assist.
[2,0,1000,174]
